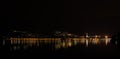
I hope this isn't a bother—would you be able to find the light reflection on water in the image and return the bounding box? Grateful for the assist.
[2,38,111,51]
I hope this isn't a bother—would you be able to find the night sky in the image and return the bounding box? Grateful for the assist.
[0,0,120,35]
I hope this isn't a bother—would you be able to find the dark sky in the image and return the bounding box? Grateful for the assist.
[0,0,120,34]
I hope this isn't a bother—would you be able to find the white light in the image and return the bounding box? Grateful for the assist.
[115,41,118,45]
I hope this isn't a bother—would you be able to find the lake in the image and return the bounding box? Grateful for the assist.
[0,38,119,59]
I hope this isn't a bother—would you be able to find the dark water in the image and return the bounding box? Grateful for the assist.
[0,38,119,59]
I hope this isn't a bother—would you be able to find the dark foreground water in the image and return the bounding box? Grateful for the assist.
[0,38,119,59]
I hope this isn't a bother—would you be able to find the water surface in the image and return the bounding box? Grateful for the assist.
[0,38,119,59]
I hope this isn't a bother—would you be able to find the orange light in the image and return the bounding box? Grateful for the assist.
[105,36,108,38]
[95,35,98,38]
